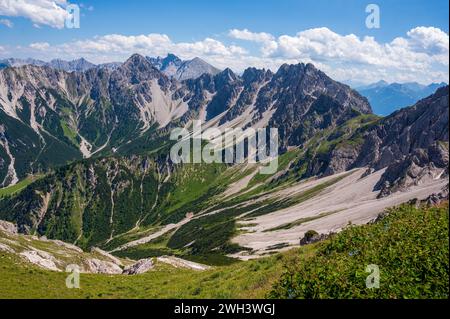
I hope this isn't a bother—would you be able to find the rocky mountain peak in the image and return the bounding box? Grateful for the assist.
[242,67,272,84]
[118,54,163,83]
[124,53,152,68]
[164,53,182,63]
[190,57,207,64]
[215,68,238,84]
[146,54,220,81]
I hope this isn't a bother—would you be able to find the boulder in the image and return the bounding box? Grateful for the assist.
[0,243,14,253]
[122,258,154,275]
[19,249,60,271]
[85,258,122,274]
[91,247,123,266]
[300,230,329,246]
[0,220,18,234]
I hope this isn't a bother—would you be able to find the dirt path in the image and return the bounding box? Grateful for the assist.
[110,215,193,253]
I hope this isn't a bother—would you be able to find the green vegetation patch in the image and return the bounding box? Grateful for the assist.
[0,175,43,198]
[270,203,449,299]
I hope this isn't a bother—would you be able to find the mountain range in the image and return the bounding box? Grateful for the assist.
[357,80,447,115]
[0,54,371,185]
[0,53,448,266]
[0,54,221,80]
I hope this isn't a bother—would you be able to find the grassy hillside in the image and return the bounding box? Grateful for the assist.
[1,202,447,299]
[0,114,386,262]
[270,202,449,299]
[0,249,286,299]
[0,175,42,198]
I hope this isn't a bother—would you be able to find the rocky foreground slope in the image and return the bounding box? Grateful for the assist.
[0,220,209,274]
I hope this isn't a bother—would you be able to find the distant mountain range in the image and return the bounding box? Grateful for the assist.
[357,80,447,115]
[0,58,94,72]
[0,54,221,81]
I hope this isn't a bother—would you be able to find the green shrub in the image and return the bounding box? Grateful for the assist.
[269,203,449,299]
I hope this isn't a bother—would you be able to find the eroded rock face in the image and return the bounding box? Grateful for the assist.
[53,240,84,253]
[424,184,449,206]
[357,86,449,171]
[0,242,14,253]
[0,57,372,185]
[19,249,60,272]
[375,143,449,198]
[156,256,210,271]
[0,220,17,234]
[122,258,154,275]
[299,231,329,246]
[91,247,123,266]
[85,258,122,274]
[303,86,449,196]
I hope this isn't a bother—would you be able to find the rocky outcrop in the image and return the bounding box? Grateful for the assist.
[122,258,154,275]
[0,220,17,234]
[0,242,14,253]
[356,86,449,170]
[85,258,123,274]
[157,256,210,271]
[19,249,60,272]
[423,184,449,206]
[53,240,84,253]
[299,230,330,246]
[375,142,448,198]
[91,247,123,266]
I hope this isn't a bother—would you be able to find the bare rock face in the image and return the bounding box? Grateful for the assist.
[19,249,60,272]
[303,86,449,197]
[324,145,361,176]
[148,54,221,81]
[375,143,449,198]
[85,258,123,274]
[156,256,210,271]
[53,240,84,253]
[0,54,372,186]
[423,184,449,206]
[122,258,154,275]
[260,63,372,150]
[358,86,449,171]
[299,230,330,246]
[0,242,14,253]
[91,247,123,266]
[0,220,18,234]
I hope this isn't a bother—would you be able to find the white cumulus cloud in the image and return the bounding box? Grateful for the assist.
[12,33,249,70]
[0,0,71,28]
[229,27,449,84]
[2,26,448,85]
[229,28,278,56]
[29,42,50,50]
[229,29,274,43]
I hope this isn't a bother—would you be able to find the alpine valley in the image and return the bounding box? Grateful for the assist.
[0,53,448,299]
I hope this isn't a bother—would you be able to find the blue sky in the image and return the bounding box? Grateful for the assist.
[0,0,448,84]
